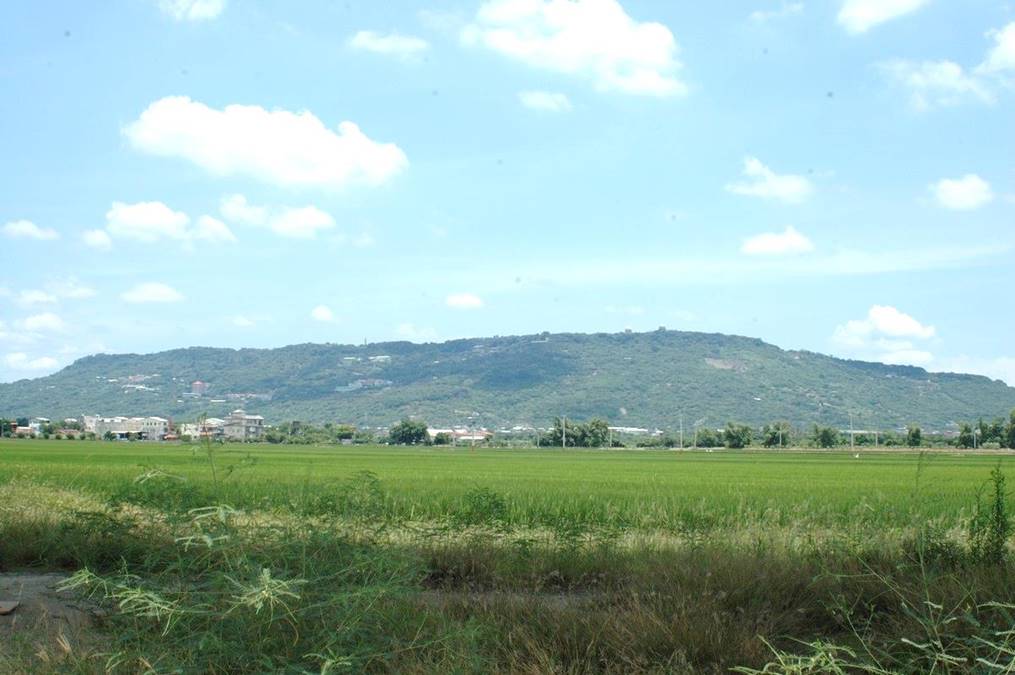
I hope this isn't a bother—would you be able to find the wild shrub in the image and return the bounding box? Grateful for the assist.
[451,487,510,530]
[968,465,1011,565]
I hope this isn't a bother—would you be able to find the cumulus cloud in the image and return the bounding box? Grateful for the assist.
[838,305,936,341]
[4,352,59,371]
[310,305,335,322]
[82,229,113,250]
[125,96,409,190]
[121,282,184,304]
[220,195,335,239]
[832,305,936,366]
[349,30,429,60]
[231,315,255,328]
[106,201,190,242]
[978,22,1015,75]
[102,201,236,245]
[193,215,238,243]
[931,174,994,211]
[446,292,484,310]
[518,90,572,112]
[18,312,66,332]
[726,157,813,204]
[269,206,335,239]
[880,60,994,110]
[462,0,686,97]
[741,226,814,256]
[3,219,59,240]
[220,194,267,226]
[157,0,225,21]
[837,0,928,34]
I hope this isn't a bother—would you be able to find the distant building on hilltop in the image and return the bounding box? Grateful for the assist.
[191,380,209,396]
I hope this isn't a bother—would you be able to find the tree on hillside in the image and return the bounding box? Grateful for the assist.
[388,419,428,445]
[724,423,753,449]
[906,425,922,448]
[813,426,839,449]
[761,422,792,448]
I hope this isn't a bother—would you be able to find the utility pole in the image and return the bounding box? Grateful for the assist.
[679,414,684,450]
[844,408,852,450]
[562,416,566,449]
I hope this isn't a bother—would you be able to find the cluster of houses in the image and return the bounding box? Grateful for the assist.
[8,409,265,442]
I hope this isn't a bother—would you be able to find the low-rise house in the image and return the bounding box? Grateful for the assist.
[223,409,264,442]
[88,415,169,440]
[179,417,225,441]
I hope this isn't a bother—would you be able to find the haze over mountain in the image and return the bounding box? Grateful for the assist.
[1,330,1013,432]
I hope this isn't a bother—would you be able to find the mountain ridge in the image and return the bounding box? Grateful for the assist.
[2,329,1013,431]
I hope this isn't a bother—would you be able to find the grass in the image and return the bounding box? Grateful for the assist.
[2,439,1014,673]
[0,439,1008,530]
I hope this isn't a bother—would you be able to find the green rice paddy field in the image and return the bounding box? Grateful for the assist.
[1,439,1010,531]
[4,439,1015,672]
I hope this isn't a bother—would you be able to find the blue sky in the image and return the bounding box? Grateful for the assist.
[1,0,1014,384]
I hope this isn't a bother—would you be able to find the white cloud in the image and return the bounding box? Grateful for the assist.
[17,290,57,306]
[231,315,255,328]
[833,305,935,346]
[837,0,928,34]
[880,60,994,110]
[832,305,936,367]
[310,305,336,322]
[446,292,484,310]
[978,22,1015,75]
[106,201,190,242]
[349,30,430,60]
[157,0,225,21]
[121,282,184,304]
[269,206,335,239]
[82,229,113,250]
[18,312,66,332]
[125,96,409,190]
[102,201,236,245]
[193,215,237,243]
[4,352,59,372]
[518,90,573,112]
[220,195,338,240]
[726,157,813,204]
[220,194,267,226]
[741,226,814,256]
[462,0,686,97]
[750,2,803,23]
[931,174,994,211]
[3,219,59,240]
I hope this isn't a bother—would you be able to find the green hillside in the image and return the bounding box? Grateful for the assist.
[1,329,1013,431]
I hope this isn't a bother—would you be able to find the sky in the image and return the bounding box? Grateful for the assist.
[1,0,1014,385]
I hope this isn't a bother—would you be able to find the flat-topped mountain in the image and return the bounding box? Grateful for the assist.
[2,330,1013,430]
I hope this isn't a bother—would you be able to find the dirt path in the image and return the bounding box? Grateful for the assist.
[0,573,102,645]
